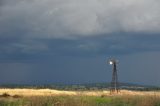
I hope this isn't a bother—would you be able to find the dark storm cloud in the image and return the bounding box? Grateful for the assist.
[0,0,160,59]
[1,0,160,85]
[0,33,160,63]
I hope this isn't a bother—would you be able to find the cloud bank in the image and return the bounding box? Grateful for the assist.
[0,0,160,60]
[0,0,160,39]
[1,0,160,85]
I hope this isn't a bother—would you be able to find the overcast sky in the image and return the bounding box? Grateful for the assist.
[0,0,160,85]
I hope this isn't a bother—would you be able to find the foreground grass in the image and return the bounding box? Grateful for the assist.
[1,95,160,106]
[1,89,160,106]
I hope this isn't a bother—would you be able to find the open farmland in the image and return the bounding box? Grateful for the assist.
[0,89,160,106]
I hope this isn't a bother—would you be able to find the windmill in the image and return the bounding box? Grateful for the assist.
[109,59,120,94]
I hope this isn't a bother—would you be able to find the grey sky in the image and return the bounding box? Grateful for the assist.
[0,0,160,85]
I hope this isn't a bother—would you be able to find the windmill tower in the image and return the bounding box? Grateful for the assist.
[109,59,119,94]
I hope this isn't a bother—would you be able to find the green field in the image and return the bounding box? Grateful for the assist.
[1,94,160,106]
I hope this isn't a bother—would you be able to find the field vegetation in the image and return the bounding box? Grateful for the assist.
[0,89,160,106]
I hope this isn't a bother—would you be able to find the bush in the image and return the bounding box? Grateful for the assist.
[0,93,11,97]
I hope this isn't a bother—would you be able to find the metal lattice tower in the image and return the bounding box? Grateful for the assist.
[109,59,119,94]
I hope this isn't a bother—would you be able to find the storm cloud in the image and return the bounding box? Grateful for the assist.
[1,0,160,39]
[0,0,160,85]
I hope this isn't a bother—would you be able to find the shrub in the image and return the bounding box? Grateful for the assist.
[0,92,10,97]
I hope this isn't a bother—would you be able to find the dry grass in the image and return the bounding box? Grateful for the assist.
[0,88,77,96]
[0,88,160,97]
[0,88,109,96]
[0,89,160,106]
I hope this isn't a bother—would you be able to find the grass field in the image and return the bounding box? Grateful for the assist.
[0,89,160,106]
